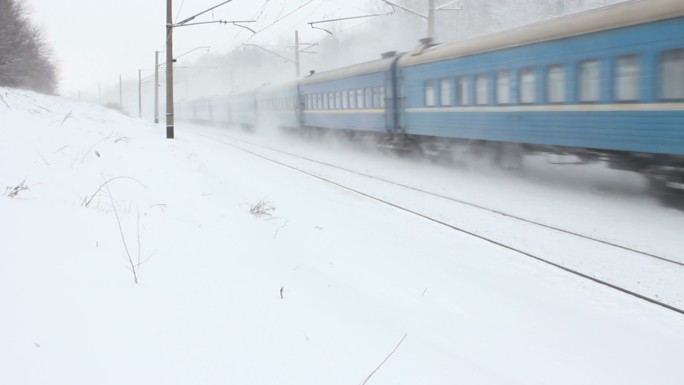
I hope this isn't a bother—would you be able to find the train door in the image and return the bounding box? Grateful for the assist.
[296,82,305,128]
[385,54,404,134]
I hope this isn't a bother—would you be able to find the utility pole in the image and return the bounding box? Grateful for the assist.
[379,0,462,40]
[295,30,300,78]
[428,0,435,39]
[245,31,317,78]
[138,69,142,118]
[166,0,175,139]
[165,0,253,139]
[154,51,160,124]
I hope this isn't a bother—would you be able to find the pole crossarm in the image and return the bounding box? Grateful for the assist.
[173,20,257,34]
[377,0,464,39]
[308,13,393,35]
[175,0,235,26]
[174,46,211,61]
[242,44,296,63]
[437,1,463,10]
[378,1,463,16]
[379,0,426,18]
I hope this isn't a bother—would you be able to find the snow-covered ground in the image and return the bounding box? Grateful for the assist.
[1,87,683,385]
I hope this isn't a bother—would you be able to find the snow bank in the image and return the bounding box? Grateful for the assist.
[1,87,683,385]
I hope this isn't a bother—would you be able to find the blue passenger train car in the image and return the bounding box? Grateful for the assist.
[176,0,684,196]
[298,56,399,134]
[226,90,259,129]
[255,81,300,129]
[397,0,684,163]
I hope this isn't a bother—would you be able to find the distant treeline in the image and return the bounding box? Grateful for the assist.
[0,0,56,94]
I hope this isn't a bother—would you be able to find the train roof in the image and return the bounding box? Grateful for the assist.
[400,0,684,68]
[299,55,400,85]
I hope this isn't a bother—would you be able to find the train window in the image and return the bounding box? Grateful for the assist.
[380,86,386,108]
[547,64,566,103]
[476,74,488,105]
[425,80,436,107]
[365,88,373,109]
[659,49,684,100]
[342,90,349,109]
[357,89,365,109]
[457,76,470,105]
[614,55,639,102]
[440,78,452,106]
[520,68,536,104]
[372,88,380,108]
[579,60,601,103]
[496,70,511,104]
[348,90,356,109]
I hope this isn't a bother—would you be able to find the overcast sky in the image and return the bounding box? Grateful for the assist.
[26,0,379,96]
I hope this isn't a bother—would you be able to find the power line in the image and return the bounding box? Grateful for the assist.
[175,0,186,23]
[244,0,317,43]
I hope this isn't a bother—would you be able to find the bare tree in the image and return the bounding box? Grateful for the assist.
[0,0,57,94]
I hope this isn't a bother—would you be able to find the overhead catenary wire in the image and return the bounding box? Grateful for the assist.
[175,0,187,24]
[243,0,318,43]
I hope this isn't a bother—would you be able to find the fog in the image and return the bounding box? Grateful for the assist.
[94,0,630,117]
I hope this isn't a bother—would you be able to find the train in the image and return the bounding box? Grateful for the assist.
[177,0,684,199]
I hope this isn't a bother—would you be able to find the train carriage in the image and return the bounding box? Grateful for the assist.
[397,0,684,170]
[298,55,400,135]
[255,81,300,129]
[176,0,684,197]
[226,90,259,129]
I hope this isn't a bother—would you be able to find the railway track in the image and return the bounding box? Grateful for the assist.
[194,129,684,316]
